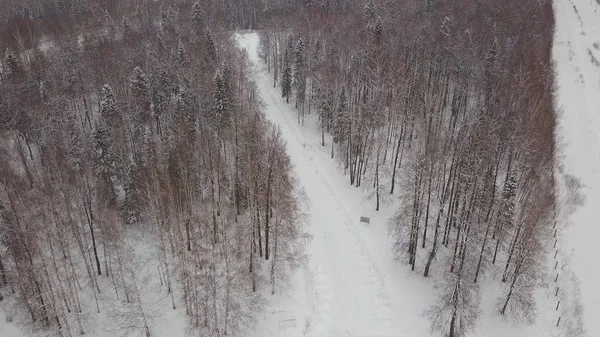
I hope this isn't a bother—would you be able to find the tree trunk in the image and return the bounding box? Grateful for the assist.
[84,194,102,275]
[502,220,523,282]
[448,309,457,337]
[422,169,433,248]
[0,255,7,286]
[15,135,34,188]
[322,116,325,146]
[375,148,380,211]
[474,219,492,283]
[265,165,273,260]
[256,203,263,258]
[500,264,520,315]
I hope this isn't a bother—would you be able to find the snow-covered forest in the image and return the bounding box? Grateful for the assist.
[0,0,595,337]
[0,1,307,336]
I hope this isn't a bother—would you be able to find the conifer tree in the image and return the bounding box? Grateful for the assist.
[130,67,149,102]
[364,0,376,23]
[93,121,116,185]
[293,38,306,107]
[212,69,231,130]
[122,161,140,224]
[206,28,217,64]
[122,15,131,40]
[177,39,186,65]
[191,1,204,33]
[334,88,350,144]
[281,48,292,104]
[100,84,120,124]
[3,48,18,75]
[371,16,383,45]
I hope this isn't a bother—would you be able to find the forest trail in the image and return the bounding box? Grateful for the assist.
[553,0,600,336]
[236,32,407,337]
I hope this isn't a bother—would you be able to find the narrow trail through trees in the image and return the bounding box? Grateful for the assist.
[238,32,406,337]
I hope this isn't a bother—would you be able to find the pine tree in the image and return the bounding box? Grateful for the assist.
[104,9,115,38]
[130,66,151,161]
[100,84,119,123]
[281,48,292,104]
[160,3,168,25]
[93,120,116,178]
[122,161,140,224]
[122,15,131,40]
[212,69,231,130]
[364,0,376,23]
[3,48,19,75]
[334,88,350,144]
[130,67,149,100]
[191,1,204,33]
[371,16,383,45]
[39,81,49,104]
[205,28,217,64]
[177,39,186,65]
[486,37,499,69]
[293,38,306,106]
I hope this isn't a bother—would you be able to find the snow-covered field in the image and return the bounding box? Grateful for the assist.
[553,0,600,336]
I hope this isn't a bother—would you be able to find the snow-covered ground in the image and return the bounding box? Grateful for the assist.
[553,0,600,336]
[0,227,191,337]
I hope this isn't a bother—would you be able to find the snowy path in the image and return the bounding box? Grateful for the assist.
[236,33,404,337]
[553,0,600,335]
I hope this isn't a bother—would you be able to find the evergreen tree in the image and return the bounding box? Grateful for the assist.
[177,38,186,65]
[130,66,151,158]
[122,160,140,224]
[486,37,499,69]
[364,0,376,23]
[104,9,115,38]
[319,87,335,131]
[39,81,49,104]
[191,1,204,33]
[3,48,18,75]
[370,16,383,45]
[293,38,307,105]
[100,84,119,123]
[212,69,231,130]
[130,67,149,101]
[160,3,168,24]
[334,88,350,144]
[281,48,293,103]
[174,85,195,136]
[93,120,116,178]
[93,120,120,223]
[122,15,131,40]
[160,3,174,33]
[205,28,217,64]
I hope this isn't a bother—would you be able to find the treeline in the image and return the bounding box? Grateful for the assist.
[0,1,304,336]
[259,0,556,336]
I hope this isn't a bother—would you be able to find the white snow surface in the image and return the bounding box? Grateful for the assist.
[553,0,600,336]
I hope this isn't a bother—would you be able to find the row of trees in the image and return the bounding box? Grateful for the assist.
[0,1,305,336]
[258,0,557,336]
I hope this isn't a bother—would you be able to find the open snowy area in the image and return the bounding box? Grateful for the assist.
[553,0,600,336]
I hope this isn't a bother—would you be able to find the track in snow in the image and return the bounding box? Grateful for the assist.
[236,32,404,337]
